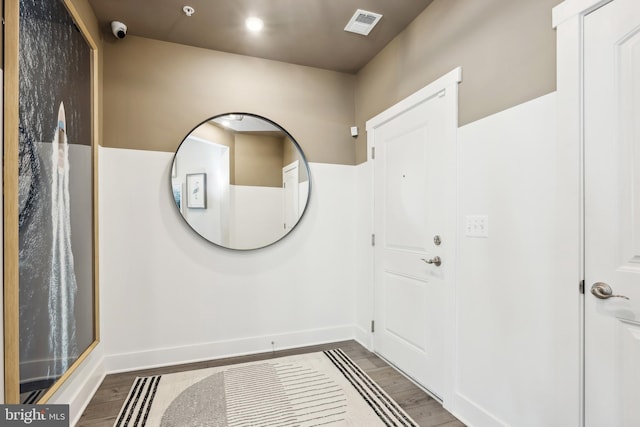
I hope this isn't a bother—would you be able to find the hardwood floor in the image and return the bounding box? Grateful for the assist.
[77,340,464,427]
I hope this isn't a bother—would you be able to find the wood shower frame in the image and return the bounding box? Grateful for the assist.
[3,0,100,403]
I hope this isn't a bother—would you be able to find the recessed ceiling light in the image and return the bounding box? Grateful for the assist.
[245,17,264,33]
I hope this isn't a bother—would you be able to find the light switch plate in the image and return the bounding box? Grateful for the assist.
[465,215,489,237]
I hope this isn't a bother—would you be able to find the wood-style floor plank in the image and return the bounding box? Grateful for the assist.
[77,340,464,427]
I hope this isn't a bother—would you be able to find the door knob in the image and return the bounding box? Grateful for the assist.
[421,256,441,267]
[590,282,630,300]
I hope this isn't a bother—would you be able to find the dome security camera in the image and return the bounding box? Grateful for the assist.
[111,21,127,39]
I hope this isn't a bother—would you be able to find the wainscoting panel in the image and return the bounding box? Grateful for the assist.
[99,151,360,373]
[451,92,580,426]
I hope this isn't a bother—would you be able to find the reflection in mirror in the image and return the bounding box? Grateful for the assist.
[171,113,311,250]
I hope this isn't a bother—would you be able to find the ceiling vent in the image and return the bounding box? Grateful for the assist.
[344,9,383,36]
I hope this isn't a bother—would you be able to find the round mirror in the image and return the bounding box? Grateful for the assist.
[171,113,311,250]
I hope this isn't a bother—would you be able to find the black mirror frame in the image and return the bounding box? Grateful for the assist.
[170,112,312,251]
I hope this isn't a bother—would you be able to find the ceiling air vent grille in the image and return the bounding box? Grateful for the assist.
[344,9,383,36]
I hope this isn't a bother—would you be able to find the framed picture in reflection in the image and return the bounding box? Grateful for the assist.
[186,173,207,209]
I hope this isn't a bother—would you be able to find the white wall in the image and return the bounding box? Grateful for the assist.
[99,148,359,372]
[354,161,374,347]
[450,93,579,426]
[354,92,580,426]
[229,185,283,249]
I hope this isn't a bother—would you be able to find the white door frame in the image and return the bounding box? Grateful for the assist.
[553,1,615,426]
[283,160,300,230]
[366,67,462,406]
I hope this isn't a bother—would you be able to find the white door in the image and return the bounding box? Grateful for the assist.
[584,1,640,425]
[369,70,459,399]
[283,160,299,231]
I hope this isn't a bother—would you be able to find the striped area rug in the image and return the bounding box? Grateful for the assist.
[114,348,418,427]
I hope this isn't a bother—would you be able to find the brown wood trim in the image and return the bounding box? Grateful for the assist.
[4,0,21,405]
[63,0,99,51]
[38,340,99,403]
[91,47,101,349]
[64,0,102,349]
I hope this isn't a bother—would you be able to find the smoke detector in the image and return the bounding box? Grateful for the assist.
[183,6,195,17]
[344,9,382,36]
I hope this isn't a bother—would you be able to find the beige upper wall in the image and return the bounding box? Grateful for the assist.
[100,1,560,165]
[234,134,284,187]
[354,0,562,163]
[102,36,356,165]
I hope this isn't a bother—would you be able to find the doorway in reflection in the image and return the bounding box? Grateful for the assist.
[174,135,230,245]
[171,113,310,250]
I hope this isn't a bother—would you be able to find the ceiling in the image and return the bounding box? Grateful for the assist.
[87,0,434,74]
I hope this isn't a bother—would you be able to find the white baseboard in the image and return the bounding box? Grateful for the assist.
[448,391,509,427]
[47,345,106,427]
[352,324,373,351]
[104,325,357,374]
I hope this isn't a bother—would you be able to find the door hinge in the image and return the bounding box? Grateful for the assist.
[371,234,375,246]
[579,280,585,294]
[371,320,375,333]
[371,146,375,159]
